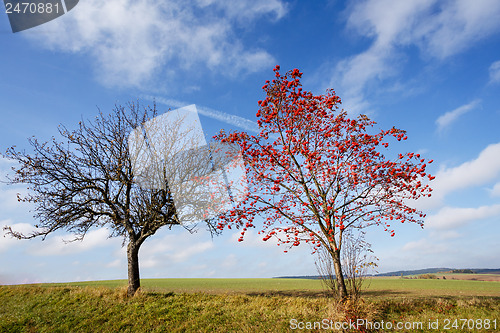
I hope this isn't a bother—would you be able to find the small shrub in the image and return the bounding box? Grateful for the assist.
[418,274,438,279]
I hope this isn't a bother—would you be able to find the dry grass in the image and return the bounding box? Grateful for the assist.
[1,284,499,332]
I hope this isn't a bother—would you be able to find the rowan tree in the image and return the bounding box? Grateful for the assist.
[3,102,219,296]
[215,66,434,299]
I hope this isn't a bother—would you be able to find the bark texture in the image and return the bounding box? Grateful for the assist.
[127,241,141,297]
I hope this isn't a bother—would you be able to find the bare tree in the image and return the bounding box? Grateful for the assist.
[314,245,338,297]
[2,102,222,296]
[315,230,377,300]
[341,230,378,300]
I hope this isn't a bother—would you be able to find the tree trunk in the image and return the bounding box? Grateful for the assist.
[332,249,348,300]
[127,241,141,297]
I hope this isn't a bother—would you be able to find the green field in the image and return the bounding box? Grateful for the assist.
[1,278,499,332]
[45,277,500,297]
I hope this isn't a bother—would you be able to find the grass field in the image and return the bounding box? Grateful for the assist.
[46,276,500,297]
[1,278,499,332]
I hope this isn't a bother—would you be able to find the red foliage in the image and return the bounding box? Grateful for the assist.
[214,66,434,252]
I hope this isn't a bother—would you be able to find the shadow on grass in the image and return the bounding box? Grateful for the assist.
[362,289,409,297]
[422,295,500,302]
[245,289,407,298]
[143,291,176,298]
[246,290,329,298]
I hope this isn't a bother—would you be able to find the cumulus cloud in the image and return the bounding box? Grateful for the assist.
[332,0,500,113]
[0,220,35,253]
[196,0,287,22]
[0,187,27,213]
[406,0,500,59]
[0,157,34,215]
[30,0,286,87]
[426,204,500,229]
[0,155,15,181]
[27,228,118,256]
[333,44,397,114]
[402,238,448,254]
[432,142,500,200]
[229,229,281,249]
[429,230,461,240]
[489,60,500,83]
[333,0,432,112]
[412,142,500,210]
[106,258,123,268]
[138,231,215,268]
[489,182,500,197]
[435,99,481,132]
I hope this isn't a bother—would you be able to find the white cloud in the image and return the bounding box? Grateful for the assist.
[416,142,500,208]
[0,220,35,253]
[0,157,34,214]
[430,230,461,240]
[489,182,500,197]
[30,0,285,87]
[489,60,500,83]
[346,0,434,46]
[435,99,480,132]
[414,0,500,59]
[0,187,29,213]
[402,238,448,254]
[332,0,500,113]
[28,228,117,256]
[0,156,15,181]
[392,231,500,271]
[0,155,15,167]
[220,253,238,268]
[434,142,500,194]
[196,0,287,22]
[334,0,432,112]
[170,242,214,262]
[426,204,500,229]
[106,258,123,268]
[139,231,215,268]
[333,44,396,114]
[229,229,281,248]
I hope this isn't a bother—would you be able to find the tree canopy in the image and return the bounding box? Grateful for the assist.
[215,66,434,299]
[3,102,219,296]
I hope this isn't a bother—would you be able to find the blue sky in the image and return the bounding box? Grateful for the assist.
[1,0,500,284]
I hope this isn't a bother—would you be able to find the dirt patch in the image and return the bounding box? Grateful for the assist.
[440,274,500,282]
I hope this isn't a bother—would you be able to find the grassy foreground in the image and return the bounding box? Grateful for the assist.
[1,278,499,332]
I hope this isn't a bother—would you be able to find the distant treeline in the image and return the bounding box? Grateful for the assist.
[275,268,500,279]
[448,269,475,274]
